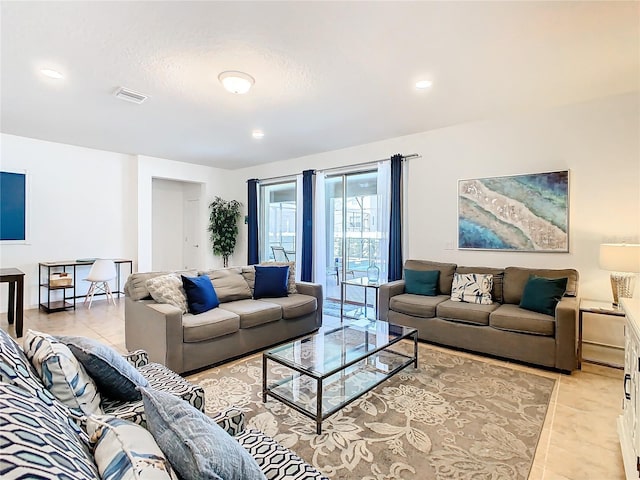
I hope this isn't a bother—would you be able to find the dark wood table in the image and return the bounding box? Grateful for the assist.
[0,268,25,337]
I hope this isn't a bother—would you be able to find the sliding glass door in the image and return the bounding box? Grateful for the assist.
[324,170,386,308]
[259,181,297,263]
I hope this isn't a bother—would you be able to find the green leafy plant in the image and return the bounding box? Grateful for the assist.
[208,197,242,267]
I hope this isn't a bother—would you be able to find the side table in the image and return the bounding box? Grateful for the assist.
[0,268,25,338]
[578,299,625,369]
[340,277,381,320]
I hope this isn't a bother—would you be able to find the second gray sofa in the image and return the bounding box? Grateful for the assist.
[124,266,322,374]
[379,260,579,373]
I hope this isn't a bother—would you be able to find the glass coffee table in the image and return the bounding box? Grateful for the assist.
[262,319,418,434]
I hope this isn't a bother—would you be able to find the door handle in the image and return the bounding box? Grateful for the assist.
[193,245,199,248]
[624,373,632,400]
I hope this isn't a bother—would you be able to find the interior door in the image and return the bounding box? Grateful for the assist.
[183,198,200,269]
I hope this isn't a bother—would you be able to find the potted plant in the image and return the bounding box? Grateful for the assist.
[208,197,242,268]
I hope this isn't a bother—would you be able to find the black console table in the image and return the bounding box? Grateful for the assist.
[1,268,25,337]
[38,259,133,313]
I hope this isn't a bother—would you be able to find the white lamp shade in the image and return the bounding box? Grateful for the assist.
[599,244,640,273]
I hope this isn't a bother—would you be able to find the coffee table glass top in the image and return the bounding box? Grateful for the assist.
[265,318,416,377]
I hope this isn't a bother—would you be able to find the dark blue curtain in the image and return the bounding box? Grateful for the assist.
[388,154,403,281]
[247,179,259,265]
[301,170,314,282]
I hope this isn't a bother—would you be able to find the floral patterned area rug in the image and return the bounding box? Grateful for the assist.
[190,343,555,480]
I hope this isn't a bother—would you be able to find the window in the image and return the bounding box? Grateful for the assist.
[259,181,297,262]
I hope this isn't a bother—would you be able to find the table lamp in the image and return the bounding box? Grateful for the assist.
[599,243,640,306]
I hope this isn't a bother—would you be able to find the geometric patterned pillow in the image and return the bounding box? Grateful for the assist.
[86,415,177,480]
[23,330,103,416]
[450,273,494,305]
[0,382,99,479]
[146,274,189,313]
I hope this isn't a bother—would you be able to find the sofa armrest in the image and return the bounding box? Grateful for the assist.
[295,281,323,327]
[123,350,149,368]
[125,297,185,373]
[211,407,245,436]
[555,296,579,372]
[378,280,406,321]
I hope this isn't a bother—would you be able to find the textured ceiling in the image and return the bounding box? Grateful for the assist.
[1,1,638,169]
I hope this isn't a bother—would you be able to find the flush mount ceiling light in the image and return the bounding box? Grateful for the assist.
[415,80,433,89]
[40,69,64,79]
[252,130,265,139]
[218,71,255,94]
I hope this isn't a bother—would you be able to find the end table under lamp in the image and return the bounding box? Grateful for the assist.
[599,243,640,306]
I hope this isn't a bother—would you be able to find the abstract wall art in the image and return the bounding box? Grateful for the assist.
[458,170,569,252]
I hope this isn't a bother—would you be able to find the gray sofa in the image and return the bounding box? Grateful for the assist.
[379,260,579,373]
[124,266,323,374]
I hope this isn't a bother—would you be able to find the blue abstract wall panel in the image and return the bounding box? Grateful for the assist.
[0,171,26,241]
[458,170,569,252]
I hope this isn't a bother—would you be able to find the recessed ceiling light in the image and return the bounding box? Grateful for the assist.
[40,69,64,79]
[219,71,255,94]
[415,80,433,89]
[252,130,265,139]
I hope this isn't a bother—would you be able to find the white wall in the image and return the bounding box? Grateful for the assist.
[136,155,239,272]
[229,93,640,354]
[0,134,138,310]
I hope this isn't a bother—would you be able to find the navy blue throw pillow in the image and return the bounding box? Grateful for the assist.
[254,265,289,299]
[181,275,219,314]
[404,269,440,296]
[519,275,568,316]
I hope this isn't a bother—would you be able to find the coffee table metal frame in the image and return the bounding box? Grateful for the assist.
[262,320,418,434]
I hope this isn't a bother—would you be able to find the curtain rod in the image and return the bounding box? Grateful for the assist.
[247,153,420,184]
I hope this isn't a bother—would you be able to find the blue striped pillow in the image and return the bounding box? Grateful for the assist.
[87,415,177,480]
[23,330,102,416]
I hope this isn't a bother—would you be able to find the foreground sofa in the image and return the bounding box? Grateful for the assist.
[379,260,579,373]
[0,328,328,479]
[124,265,323,374]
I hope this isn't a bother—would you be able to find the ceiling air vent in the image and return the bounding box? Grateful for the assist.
[113,87,148,104]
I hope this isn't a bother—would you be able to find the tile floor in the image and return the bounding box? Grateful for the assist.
[2,297,626,480]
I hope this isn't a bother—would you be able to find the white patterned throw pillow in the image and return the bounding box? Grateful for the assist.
[451,273,493,305]
[23,329,103,416]
[146,274,188,313]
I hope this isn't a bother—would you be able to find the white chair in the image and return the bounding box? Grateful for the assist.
[83,259,117,309]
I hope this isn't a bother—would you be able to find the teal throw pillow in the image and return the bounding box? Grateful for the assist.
[57,336,149,401]
[519,275,568,316]
[404,269,440,296]
[140,387,267,480]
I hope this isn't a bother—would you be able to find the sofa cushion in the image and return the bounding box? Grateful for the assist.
[389,293,449,318]
[257,294,317,319]
[404,260,457,295]
[86,415,176,480]
[503,267,578,304]
[204,268,253,302]
[140,387,267,480]
[450,273,493,305]
[436,299,499,326]
[0,382,99,480]
[519,275,568,316]
[182,275,220,314]
[182,308,240,343]
[456,266,505,303]
[57,335,150,402]
[23,330,103,416]
[220,299,282,329]
[489,303,555,336]
[243,262,298,295]
[254,265,290,299]
[146,274,189,313]
[404,269,439,296]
